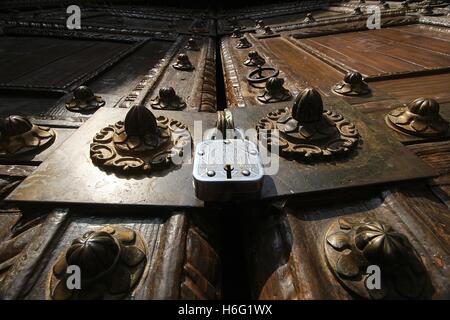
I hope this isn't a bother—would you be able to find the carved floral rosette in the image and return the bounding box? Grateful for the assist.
[385,98,449,138]
[332,72,370,96]
[66,95,105,112]
[324,217,431,299]
[90,116,191,174]
[256,107,359,160]
[0,122,56,156]
[65,86,105,112]
[48,225,147,300]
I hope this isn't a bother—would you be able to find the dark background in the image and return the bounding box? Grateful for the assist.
[2,0,311,11]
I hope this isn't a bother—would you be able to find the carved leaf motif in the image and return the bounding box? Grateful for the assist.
[355,230,381,250]
[23,131,40,147]
[115,228,136,244]
[410,120,427,132]
[338,218,354,230]
[121,246,145,267]
[336,252,361,278]
[393,112,411,125]
[52,255,67,277]
[52,278,73,300]
[35,127,53,138]
[326,231,350,250]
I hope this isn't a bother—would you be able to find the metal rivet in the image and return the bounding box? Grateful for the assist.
[207,170,215,177]
[249,150,257,155]
[224,140,231,144]
[198,150,204,156]
[242,170,250,176]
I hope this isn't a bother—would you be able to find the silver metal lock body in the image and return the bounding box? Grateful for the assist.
[193,139,264,201]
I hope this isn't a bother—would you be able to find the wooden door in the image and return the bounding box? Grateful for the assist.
[219,0,450,300]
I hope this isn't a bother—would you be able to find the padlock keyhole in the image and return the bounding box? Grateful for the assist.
[224,164,233,179]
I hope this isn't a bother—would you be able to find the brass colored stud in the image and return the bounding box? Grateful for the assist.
[303,13,316,23]
[353,7,363,15]
[185,38,199,51]
[257,77,291,103]
[385,98,449,138]
[256,88,359,161]
[90,104,191,175]
[65,86,105,112]
[48,225,148,300]
[151,87,186,110]
[324,217,431,299]
[332,71,370,96]
[172,53,194,71]
[0,115,56,156]
[243,51,266,67]
[236,37,252,49]
[231,28,242,38]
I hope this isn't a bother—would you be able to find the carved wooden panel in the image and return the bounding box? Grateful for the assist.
[0,209,221,300]
[244,186,450,299]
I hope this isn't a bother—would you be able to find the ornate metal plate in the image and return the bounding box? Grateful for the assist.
[6,98,436,207]
[231,96,437,200]
[6,108,216,208]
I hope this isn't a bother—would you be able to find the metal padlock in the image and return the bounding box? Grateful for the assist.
[193,110,264,201]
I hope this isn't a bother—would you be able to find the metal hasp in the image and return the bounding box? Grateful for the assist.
[325,217,432,299]
[193,110,263,201]
[5,100,437,206]
[65,86,105,112]
[193,139,264,202]
[0,115,56,157]
[48,225,147,300]
[90,104,191,174]
[257,88,359,161]
[332,71,371,96]
[385,98,449,138]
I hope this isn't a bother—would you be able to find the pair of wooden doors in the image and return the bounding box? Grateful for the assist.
[0,1,449,299]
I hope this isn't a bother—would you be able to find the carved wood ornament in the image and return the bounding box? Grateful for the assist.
[65,86,105,112]
[256,88,359,160]
[185,38,199,51]
[332,71,371,96]
[243,51,266,67]
[0,115,56,156]
[325,217,431,299]
[90,104,191,174]
[172,53,195,71]
[257,77,291,103]
[385,98,449,138]
[48,225,147,300]
[236,37,252,49]
[150,87,187,110]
